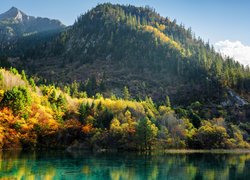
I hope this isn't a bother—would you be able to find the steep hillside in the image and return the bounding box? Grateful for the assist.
[0,3,249,105]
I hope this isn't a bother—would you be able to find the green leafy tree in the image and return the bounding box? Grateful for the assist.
[1,86,31,115]
[136,117,158,150]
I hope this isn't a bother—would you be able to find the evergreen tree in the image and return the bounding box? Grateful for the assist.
[56,94,67,111]
[0,72,3,89]
[165,95,171,107]
[136,117,158,150]
[29,78,36,91]
[123,86,130,100]
[79,103,87,123]
[63,85,71,95]
[21,70,27,82]
[48,89,57,104]
[1,86,31,115]
[71,80,79,98]
[10,67,18,75]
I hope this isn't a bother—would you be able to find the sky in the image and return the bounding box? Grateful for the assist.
[1,0,250,65]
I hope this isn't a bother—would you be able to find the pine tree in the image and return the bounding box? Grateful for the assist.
[29,78,36,91]
[0,72,3,89]
[57,94,67,112]
[1,87,31,115]
[123,86,130,100]
[165,95,171,107]
[21,70,27,82]
[136,117,158,150]
[48,89,57,104]
[79,103,87,123]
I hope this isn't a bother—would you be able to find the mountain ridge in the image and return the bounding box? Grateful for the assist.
[0,3,249,105]
[0,7,28,21]
[0,3,250,151]
[0,6,65,41]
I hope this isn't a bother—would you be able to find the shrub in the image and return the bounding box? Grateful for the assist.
[1,86,31,115]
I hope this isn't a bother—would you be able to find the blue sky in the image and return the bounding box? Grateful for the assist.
[1,0,250,65]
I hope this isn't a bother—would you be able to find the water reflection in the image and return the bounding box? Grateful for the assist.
[0,150,250,179]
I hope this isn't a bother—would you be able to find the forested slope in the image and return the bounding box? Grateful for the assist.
[0,4,250,150]
[0,68,250,150]
[0,4,249,105]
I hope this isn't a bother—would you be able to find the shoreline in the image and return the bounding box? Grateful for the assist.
[1,148,250,154]
[162,149,250,154]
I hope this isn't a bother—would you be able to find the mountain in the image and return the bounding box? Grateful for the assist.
[0,3,250,151]
[0,7,29,21]
[0,7,65,42]
[0,3,249,106]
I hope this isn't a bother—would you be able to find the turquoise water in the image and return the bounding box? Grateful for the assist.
[0,150,250,179]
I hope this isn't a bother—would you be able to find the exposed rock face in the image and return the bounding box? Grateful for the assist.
[0,7,65,40]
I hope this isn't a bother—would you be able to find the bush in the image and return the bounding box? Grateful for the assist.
[0,86,31,115]
[189,122,229,149]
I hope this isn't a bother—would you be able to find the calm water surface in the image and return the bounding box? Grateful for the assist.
[0,150,250,179]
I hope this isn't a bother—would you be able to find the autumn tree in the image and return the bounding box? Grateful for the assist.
[190,122,228,149]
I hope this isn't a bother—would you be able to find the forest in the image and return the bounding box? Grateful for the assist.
[0,4,250,151]
[1,3,250,105]
[0,68,249,150]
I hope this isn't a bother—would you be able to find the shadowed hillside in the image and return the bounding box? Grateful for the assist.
[0,3,249,106]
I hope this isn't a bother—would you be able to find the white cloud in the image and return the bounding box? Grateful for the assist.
[214,40,250,66]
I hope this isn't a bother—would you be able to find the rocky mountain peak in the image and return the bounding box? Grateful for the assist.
[0,7,29,22]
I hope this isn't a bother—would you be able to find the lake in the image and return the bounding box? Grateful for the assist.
[0,150,250,179]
